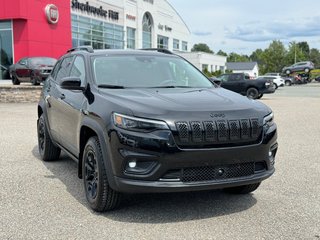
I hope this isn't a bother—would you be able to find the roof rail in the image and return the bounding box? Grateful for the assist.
[67,46,94,53]
[140,48,173,55]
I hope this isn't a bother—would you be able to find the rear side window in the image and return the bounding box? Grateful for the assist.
[55,56,75,84]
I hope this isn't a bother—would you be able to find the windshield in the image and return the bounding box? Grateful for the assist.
[30,57,56,66]
[91,55,213,88]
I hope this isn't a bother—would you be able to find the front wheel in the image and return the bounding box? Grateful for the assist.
[12,75,20,85]
[83,136,121,212]
[37,114,61,161]
[246,88,259,99]
[285,69,291,75]
[31,72,40,86]
[274,83,278,89]
[304,68,310,73]
[257,94,263,99]
[224,183,261,194]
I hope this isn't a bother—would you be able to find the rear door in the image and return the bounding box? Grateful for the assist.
[46,56,75,144]
[220,74,243,93]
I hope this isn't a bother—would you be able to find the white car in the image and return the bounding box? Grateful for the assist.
[260,75,284,89]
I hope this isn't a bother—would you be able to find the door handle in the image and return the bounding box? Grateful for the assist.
[59,94,65,100]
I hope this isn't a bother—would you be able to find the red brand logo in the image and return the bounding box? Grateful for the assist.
[45,4,59,24]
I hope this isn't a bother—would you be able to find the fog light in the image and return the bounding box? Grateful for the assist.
[269,151,273,158]
[128,160,137,168]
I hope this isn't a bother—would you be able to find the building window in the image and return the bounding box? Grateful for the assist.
[0,20,13,79]
[173,39,179,50]
[71,14,124,50]
[182,41,188,51]
[127,27,136,49]
[142,12,153,48]
[157,35,168,49]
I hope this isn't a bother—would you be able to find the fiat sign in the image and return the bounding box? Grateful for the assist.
[45,4,59,24]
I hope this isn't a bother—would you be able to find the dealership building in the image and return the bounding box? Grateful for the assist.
[0,0,226,79]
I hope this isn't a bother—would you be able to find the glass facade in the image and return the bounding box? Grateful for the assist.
[127,27,136,49]
[0,20,13,79]
[157,35,168,49]
[71,14,124,50]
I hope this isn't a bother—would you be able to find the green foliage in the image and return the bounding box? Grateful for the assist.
[227,52,250,62]
[217,50,228,56]
[309,48,320,68]
[191,43,214,54]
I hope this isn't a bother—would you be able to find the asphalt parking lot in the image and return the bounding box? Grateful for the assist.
[0,83,319,240]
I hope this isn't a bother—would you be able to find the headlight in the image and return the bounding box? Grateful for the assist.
[113,113,169,132]
[263,112,274,127]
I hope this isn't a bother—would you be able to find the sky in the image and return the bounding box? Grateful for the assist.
[168,0,320,55]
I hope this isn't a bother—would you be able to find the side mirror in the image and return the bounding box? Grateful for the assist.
[60,77,85,90]
[209,77,222,86]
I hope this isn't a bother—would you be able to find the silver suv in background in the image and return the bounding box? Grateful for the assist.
[282,61,314,75]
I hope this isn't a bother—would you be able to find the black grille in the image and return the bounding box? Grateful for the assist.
[181,162,255,182]
[174,119,262,147]
[176,122,189,142]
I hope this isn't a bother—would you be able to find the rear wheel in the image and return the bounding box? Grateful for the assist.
[37,114,61,161]
[285,80,292,86]
[285,69,291,75]
[304,68,310,73]
[83,136,121,212]
[274,83,278,89]
[12,75,20,85]
[246,88,259,99]
[224,183,261,194]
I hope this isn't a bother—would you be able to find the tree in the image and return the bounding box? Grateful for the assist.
[309,48,320,68]
[191,43,213,54]
[217,50,227,56]
[285,41,307,65]
[260,40,287,74]
[297,41,310,57]
[227,52,250,62]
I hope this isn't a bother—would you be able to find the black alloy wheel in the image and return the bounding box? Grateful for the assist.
[83,137,121,212]
[37,114,61,161]
[246,88,259,99]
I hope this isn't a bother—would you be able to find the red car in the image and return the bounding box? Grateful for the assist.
[9,57,56,85]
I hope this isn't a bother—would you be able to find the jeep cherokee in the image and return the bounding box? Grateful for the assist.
[37,47,278,212]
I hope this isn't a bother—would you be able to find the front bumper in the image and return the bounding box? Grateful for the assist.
[261,86,276,94]
[105,123,278,193]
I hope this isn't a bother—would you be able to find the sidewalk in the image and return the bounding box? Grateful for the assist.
[0,80,12,85]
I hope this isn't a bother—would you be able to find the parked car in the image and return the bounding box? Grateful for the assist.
[9,57,56,85]
[215,73,275,99]
[259,75,284,89]
[37,47,278,211]
[265,72,293,86]
[315,76,320,82]
[282,61,314,75]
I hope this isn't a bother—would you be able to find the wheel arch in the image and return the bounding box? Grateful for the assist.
[78,119,115,189]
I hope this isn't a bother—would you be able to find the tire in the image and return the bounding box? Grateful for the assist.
[246,87,259,99]
[257,94,263,99]
[31,72,40,86]
[274,83,278,89]
[37,114,61,161]
[12,75,20,85]
[285,80,292,86]
[285,69,291,75]
[83,136,121,212]
[224,183,261,194]
[304,68,310,73]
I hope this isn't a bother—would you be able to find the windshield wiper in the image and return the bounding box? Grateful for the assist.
[150,86,193,88]
[98,84,125,89]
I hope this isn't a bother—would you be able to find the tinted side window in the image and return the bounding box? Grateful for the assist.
[51,60,61,79]
[229,74,242,81]
[55,56,75,83]
[70,56,86,86]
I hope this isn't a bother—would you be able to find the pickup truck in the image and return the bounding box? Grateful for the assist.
[213,73,276,99]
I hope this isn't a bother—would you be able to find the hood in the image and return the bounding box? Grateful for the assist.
[98,87,271,122]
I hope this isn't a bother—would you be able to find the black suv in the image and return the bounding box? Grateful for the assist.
[215,73,275,99]
[37,47,278,211]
